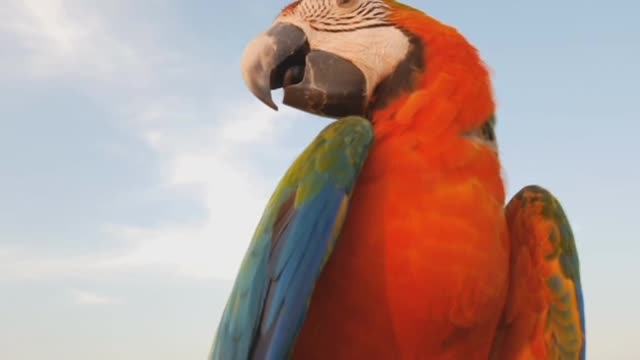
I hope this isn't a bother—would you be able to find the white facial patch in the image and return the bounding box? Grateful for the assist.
[279,16,411,97]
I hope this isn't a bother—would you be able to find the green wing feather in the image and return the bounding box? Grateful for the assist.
[492,185,586,359]
[210,117,374,360]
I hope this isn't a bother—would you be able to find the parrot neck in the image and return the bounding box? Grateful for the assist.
[370,10,497,150]
[364,8,505,202]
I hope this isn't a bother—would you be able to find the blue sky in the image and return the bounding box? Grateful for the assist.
[1,0,637,359]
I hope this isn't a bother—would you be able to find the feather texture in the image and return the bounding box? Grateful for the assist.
[491,185,585,360]
[210,117,374,360]
[221,2,585,359]
[291,4,510,359]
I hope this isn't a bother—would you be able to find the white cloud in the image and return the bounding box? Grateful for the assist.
[19,0,78,51]
[71,289,123,305]
[2,1,111,76]
[0,100,302,282]
[221,103,287,143]
[0,0,189,90]
[0,0,309,283]
[1,100,304,282]
[104,102,302,280]
[0,246,130,280]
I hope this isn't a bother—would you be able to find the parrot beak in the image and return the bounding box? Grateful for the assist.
[241,23,368,118]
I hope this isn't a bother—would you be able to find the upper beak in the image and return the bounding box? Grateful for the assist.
[241,22,368,118]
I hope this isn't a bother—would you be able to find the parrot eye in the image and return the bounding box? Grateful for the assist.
[336,0,357,8]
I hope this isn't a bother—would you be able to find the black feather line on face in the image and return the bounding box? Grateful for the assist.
[368,33,425,117]
[312,23,393,33]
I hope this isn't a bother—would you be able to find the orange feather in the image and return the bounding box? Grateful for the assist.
[292,6,510,360]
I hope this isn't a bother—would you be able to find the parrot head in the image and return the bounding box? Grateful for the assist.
[241,0,432,119]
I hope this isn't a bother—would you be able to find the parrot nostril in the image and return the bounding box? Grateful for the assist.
[269,41,309,90]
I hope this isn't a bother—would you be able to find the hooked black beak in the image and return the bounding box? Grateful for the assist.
[241,23,367,118]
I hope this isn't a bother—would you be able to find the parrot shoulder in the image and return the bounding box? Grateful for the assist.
[210,116,374,360]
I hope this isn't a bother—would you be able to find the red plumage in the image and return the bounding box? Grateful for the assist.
[293,6,510,359]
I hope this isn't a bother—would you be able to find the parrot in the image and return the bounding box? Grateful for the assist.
[211,1,585,359]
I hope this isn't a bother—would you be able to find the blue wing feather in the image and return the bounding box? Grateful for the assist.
[210,117,374,360]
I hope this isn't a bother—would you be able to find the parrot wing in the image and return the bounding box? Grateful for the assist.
[491,185,586,359]
[210,117,374,360]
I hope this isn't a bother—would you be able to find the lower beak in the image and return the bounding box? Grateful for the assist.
[241,23,368,118]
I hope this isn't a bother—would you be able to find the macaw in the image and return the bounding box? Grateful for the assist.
[211,1,585,359]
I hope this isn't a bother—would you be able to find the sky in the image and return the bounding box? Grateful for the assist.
[0,0,638,359]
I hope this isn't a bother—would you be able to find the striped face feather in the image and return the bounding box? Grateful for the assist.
[277,0,410,98]
[282,0,393,32]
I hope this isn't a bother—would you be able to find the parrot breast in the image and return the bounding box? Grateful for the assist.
[290,8,510,358]
[291,118,510,359]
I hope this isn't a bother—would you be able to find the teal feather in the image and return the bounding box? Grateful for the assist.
[210,117,374,360]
